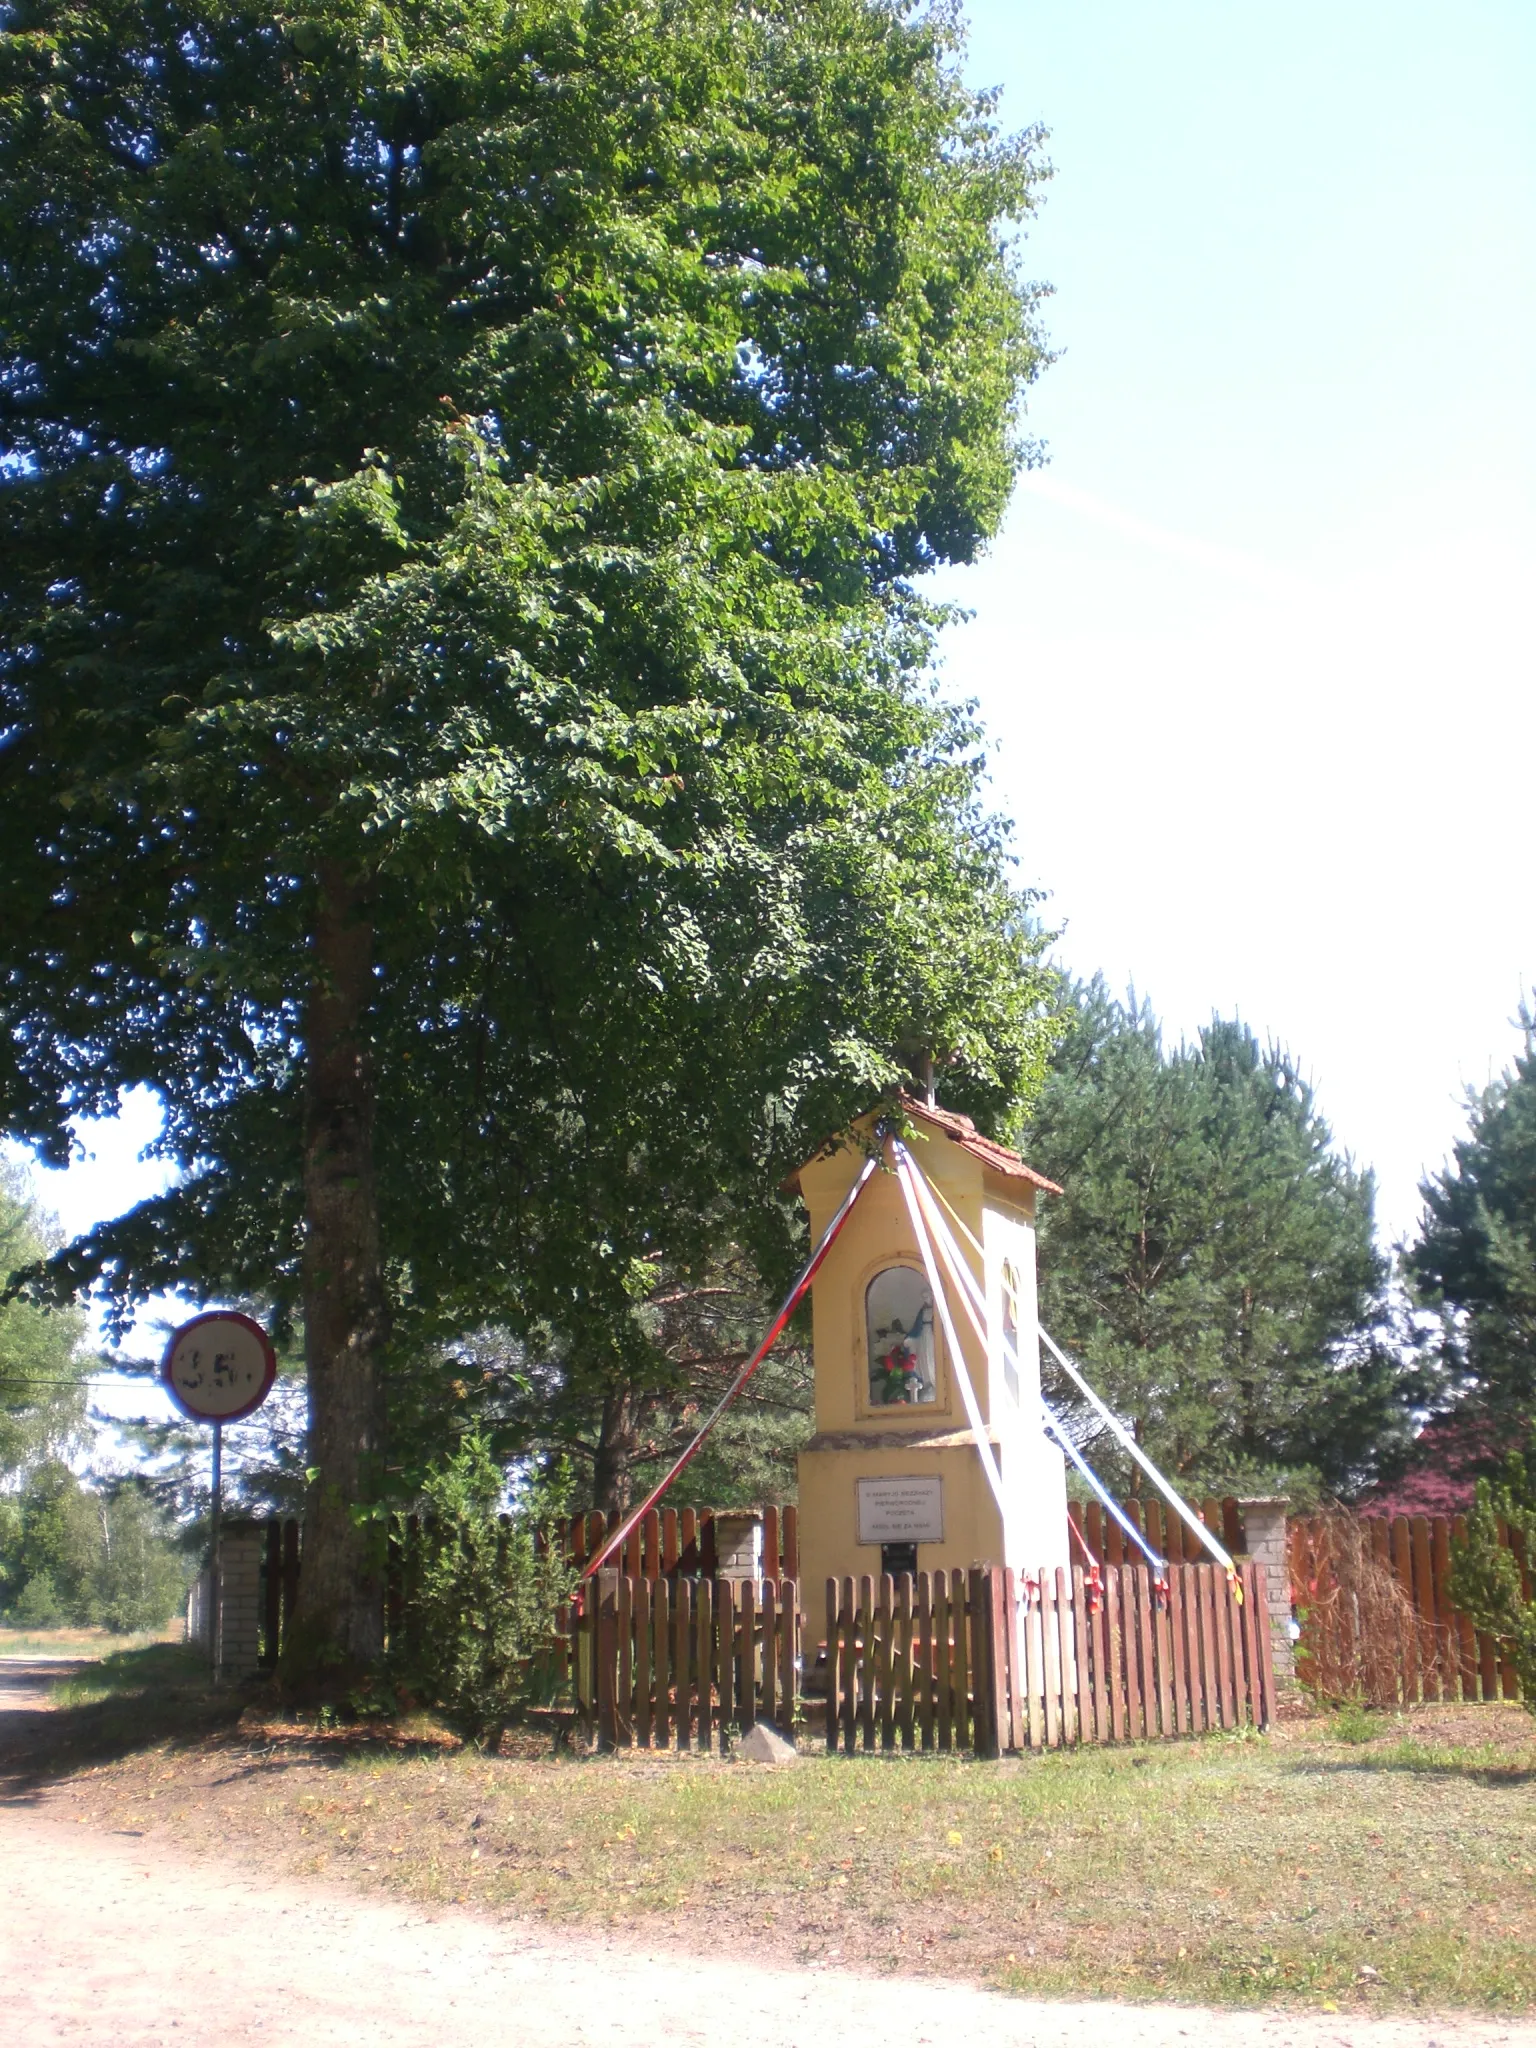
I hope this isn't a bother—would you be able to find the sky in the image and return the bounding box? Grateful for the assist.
[7,1,1535,1380]
[929,0,1536,1247]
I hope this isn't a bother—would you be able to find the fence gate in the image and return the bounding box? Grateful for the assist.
[572,1572,801,1752]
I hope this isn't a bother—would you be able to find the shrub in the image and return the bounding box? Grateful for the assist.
[1448,1433,1536,1714]
[393,1437,578,1745]
[11,1569,64,1628]
[1328,1697,1377,1744]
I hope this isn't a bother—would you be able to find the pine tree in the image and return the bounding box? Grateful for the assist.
[439,1249,815,1512]
[1446,1431,1536,1715]
[1023,981,1407,1499]
[1408,996,1536,1438]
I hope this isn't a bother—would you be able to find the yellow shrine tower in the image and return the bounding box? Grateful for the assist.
[793,1098,1072,1598]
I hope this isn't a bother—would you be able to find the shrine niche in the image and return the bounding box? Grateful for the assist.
[791,1095,1072,1600]
[865,1263,938,1408]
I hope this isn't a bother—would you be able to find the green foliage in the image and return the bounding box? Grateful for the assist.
[0,1461,190,1630]
[394,1435,578,1743]
[1024,981,1407,1498]
[11,1567,64,1628]
[0,1163,91,1476]
[437,1247,815,1512]
[0,0,1056,1335]
[0,0,1061,1660]
[93,1482,194,1633]
[1327,1698,1378,1744]
[1409,997,1536,1437]
[3,1460,101,1620]
[1447,1434,1536,1714]
[651,1344,812,1508]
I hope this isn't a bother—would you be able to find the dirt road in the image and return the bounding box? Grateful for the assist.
[0,1655,92,1712]
[3,1796,1533,2048]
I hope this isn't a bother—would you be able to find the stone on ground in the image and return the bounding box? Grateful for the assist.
[736,1721,797,1763]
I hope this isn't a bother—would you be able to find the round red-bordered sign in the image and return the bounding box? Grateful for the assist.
[161,1311,277,1424]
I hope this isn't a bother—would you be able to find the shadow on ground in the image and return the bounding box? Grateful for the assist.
[0,1642,494,1802]
[0,1644,250,1800]
[1286,1750,1536,1787]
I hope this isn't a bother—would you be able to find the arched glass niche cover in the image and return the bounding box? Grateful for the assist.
[865,1265,938,1406]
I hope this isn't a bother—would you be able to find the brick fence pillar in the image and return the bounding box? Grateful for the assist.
[1237,1496,1294,1683]
[216,1519,266,1680]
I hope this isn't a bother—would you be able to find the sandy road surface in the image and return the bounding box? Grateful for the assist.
[0,1656,93,1712]
[2,1798,1534,2048]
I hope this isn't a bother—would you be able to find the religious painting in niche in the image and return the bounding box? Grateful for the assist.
[1001,1260,1021,1405]
[866,1265,938,1406]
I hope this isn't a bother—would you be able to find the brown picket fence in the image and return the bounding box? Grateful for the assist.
[822,1560,1274,1754]
[571,1571,801,1751]
[1070,1496,1529,1706]
[1069,1495,1246,1566]
[258,1494,1524,1716]
[260,1495,1215,1666]
[253,1505,798,1668]
[559,1504,798,1581]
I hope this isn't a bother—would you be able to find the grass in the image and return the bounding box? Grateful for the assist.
[0,1636,239,1785]
[0,1623,180,1660]
[51,1641,212,1707]
[1327,1698,1377,1745]
[32,1685,1536,2016]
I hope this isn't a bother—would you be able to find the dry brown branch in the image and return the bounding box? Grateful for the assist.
[1290,1513,1450,1707]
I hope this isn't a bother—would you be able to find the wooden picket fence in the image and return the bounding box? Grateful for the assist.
[259,1516,301,1667]
[572,1571,801,1751]
[1073,1496,1529,1706]
[558,1504,798,1582]
[822,1560,1274,1754]
[255,1494,1524,1716]
[1069,1495,1246,1566]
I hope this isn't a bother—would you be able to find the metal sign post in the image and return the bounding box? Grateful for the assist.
[210,1419,223,1654]
[161,1312,277,1675]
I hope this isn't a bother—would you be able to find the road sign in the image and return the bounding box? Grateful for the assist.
[161,1311,277,1424]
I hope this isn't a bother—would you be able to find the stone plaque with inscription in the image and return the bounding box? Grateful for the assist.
[856,1475,944,1545]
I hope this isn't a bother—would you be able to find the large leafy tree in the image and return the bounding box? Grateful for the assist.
[0,1461,101,1624]
[1,0,1056,1675]
[1023,982,1407,1500]
[1408,997,1536,1437]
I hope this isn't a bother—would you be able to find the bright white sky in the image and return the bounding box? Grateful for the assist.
[933,0,1536,1247]
[8,1,1534,1373]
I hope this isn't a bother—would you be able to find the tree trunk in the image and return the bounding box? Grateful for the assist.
[285,861,390,1687]
[592,1384,642,1513]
